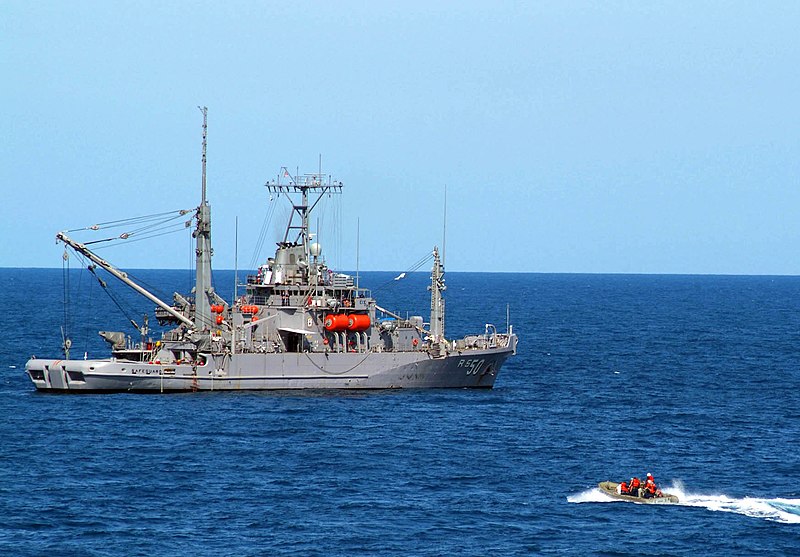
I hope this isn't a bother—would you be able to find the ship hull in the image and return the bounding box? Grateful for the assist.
[25,346,513,392]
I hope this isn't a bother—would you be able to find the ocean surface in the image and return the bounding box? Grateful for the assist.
[1,268,799,556]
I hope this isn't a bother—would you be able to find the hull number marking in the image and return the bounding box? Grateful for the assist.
[458,358,486,375]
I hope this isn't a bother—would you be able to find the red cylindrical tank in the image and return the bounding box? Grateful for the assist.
[347,314,371,332]
[324,314,349,332]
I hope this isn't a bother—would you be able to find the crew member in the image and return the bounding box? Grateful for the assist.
[645,473,664,498]
[617,481,630,495]
[629,477,642,497]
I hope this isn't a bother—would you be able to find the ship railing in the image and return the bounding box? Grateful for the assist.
[457,328,512,351]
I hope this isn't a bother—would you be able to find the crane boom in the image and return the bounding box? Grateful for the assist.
[56,231,195,328]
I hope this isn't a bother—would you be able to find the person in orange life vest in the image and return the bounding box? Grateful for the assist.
[645,473,657,494]
[645,473,664,497]
[642,482,657,499]
[616,481,630,495]
[629,477,642,496]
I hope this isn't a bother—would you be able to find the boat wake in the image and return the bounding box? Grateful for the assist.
[668,481,800,524]
[568,481,800,524]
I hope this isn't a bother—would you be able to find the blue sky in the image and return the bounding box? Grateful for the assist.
[2,1,799,274]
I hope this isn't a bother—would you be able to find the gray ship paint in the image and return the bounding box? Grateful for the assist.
[26,114,517,392]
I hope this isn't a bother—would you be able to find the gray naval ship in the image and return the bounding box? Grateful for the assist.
[25,110,517,392]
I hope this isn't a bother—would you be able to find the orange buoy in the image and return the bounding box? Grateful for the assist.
[346,314,371,332]
[324,314,349,332]
[215,314,224,325]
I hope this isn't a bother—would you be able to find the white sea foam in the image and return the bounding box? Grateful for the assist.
[569,480,800,524]
[667,481,800,524]
[567,487,618,504]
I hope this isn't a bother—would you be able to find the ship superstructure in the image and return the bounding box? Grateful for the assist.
[25,112,517,392]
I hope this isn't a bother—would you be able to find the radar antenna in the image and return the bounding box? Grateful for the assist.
[266,168,343,260]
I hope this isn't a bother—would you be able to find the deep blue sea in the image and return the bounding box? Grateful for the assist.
[2,268,800,556]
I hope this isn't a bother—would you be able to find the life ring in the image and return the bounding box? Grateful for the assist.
[412,338,419,347]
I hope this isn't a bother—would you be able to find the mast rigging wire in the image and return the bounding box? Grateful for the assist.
[370,251,435,294]
[249,195,278,270]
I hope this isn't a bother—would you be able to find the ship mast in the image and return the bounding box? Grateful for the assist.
[429,246,446,342]
[194,106,213,331]
[268,169,343,253]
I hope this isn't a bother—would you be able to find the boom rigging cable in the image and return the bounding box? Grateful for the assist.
[66,209,192,233]
[62,249,70,356]
[65,249,142,337]
[83,211,193,247]
[89,222,193,249]
[87,264,141,331]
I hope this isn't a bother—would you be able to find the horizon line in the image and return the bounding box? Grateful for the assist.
[2,266,799,278]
